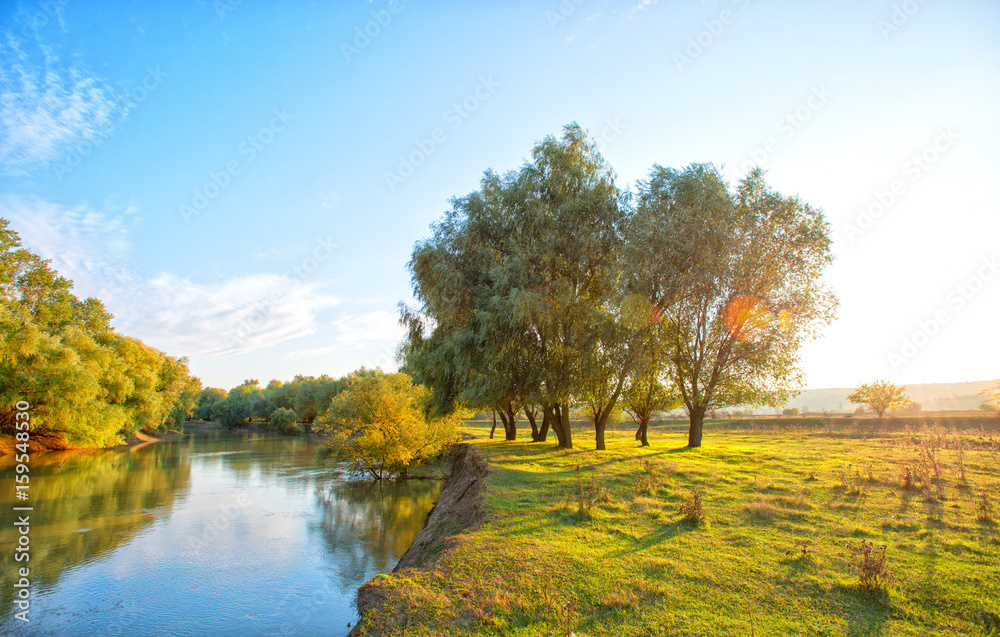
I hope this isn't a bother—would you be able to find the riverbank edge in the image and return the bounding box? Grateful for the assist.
[349,442,489,636]
[0,428,184,455]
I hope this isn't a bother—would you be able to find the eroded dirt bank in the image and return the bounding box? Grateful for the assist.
[350,442,489,636]
[0,428,184,455]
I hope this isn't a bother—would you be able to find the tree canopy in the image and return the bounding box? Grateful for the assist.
[316,369,460,480]
[627,164,838,446]
[847,380,911,418]
[401,125,837,449]
[1,218,201,447]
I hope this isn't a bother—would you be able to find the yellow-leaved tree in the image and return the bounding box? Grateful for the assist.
[317,369,460,480]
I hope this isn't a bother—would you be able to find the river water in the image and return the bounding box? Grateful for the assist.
[0,432,442,636]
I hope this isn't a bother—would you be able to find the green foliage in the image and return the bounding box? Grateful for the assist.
[270,407,300,435]
[210,379,261,428]
[628,164,837,446]
[847,380,910,418]
[623,320,681,447]
[402,124,641,450]
[401,127,836,450]
[0,219,200,447]
[318,370,458,480]
[193,387,227,420]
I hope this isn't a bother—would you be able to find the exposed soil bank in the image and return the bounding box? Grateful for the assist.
[0,428,184,455]
[119,429,185,448]
[350,443,488,636]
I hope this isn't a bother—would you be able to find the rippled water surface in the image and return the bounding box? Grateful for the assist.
[0,432,441,636]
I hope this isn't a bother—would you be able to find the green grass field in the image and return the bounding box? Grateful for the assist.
[356,424,1000,636]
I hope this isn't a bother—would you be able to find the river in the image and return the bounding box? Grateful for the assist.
[0,432,442,636]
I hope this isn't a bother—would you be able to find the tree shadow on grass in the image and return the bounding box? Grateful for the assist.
[663,445,700,455]
[831,584,892,637]
[604,518,702,558]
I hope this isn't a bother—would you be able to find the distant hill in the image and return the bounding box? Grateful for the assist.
[777,380,997,413]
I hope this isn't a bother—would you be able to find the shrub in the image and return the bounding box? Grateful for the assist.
[977,488,994,523]
[270,407,299,435]
[846,539,891,589]
[679,491,703,524]
[317,371,460,480]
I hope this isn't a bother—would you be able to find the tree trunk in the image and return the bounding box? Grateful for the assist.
[547,404,564,447]
[595,420,607,451]
[556,404,573,449]
[636,419,650,446]
[499,406,517,441]
[490,410,497,440]
[525,408,540,442]
[538,411,550,442]
[687,405,706,448]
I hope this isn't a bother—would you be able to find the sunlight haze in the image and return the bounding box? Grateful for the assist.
[2,0,997,390]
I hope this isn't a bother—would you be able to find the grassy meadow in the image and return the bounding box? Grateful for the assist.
[355,420,1000,636]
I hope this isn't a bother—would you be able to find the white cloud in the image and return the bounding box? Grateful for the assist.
[275,311,405,371]
[330,310,405,347]
[624,0,657,21]
[115,273,341,358]
[0,25,126,174]
[1,196,341,359]
[1,195,135,299]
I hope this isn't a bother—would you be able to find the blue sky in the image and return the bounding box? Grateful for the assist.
[1,0,998,391]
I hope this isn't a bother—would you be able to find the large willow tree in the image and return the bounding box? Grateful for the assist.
[402,124,635,450]
[625,164,837,447]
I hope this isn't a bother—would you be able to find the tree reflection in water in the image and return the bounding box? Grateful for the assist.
[312,478,442,592]
[0,441,192,614]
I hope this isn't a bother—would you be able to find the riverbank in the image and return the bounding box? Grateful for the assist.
[346,430,1000,636]
[350,443,489,636]
[0,428,184,455]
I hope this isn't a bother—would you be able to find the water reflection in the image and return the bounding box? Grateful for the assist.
[0,442,191,613]
[0,433,441,636]
[313,479,443,591]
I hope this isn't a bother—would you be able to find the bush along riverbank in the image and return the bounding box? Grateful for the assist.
[348,429,1000,636]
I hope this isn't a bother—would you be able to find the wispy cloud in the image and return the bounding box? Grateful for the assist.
[330,310,405,347]
[624,0,657,21]
[0,23,126,174]
[279,311,403,370]
[1,195,135,298]
[115,273,341,358]
[1,197,341,359]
